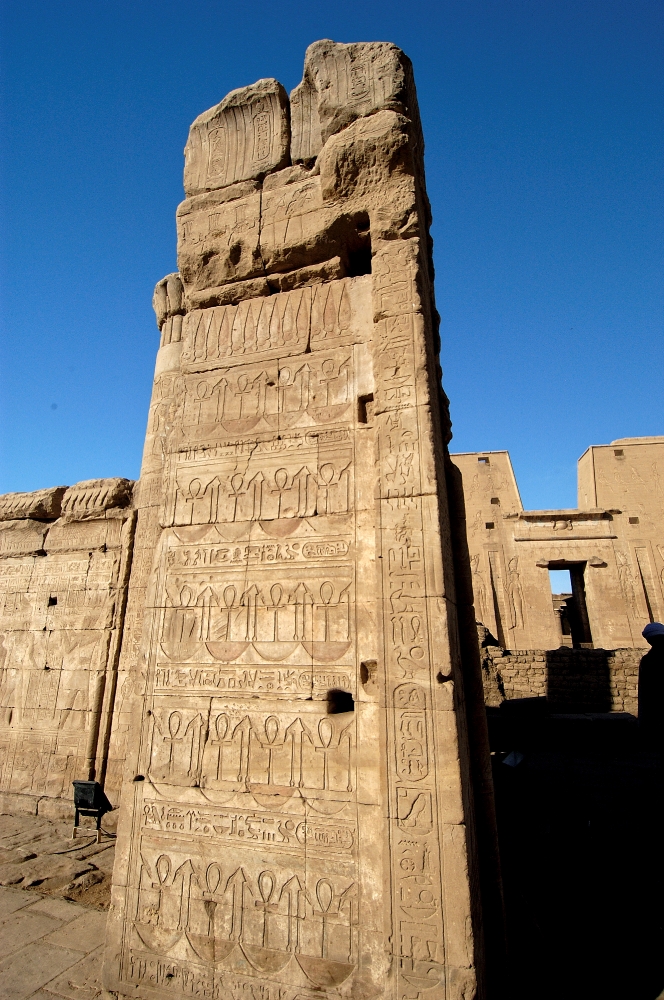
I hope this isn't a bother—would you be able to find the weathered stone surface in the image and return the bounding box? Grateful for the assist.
[177,187,264,293]
[452,436,664,650]
[103,39,490,1000]
[318,112,418,238]
[152,272,185,332]
[0,480,135,810]
[0,487,66,522]
[0,811,114,909]
[0,520,49,558]
[291,40,419,161]
[0,868,107,999]
[184,78,290,196]
[61,478,133,518]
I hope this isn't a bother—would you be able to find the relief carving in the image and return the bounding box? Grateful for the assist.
[506,556,525,631]
[133,848,358,987]
[159,572,352,668]
[177,351,353,446]
[184,79,290,196]
[180,278,362,371]
[104,39,481,1000]
[168,457,352,527]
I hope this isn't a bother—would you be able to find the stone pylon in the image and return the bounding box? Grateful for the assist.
[104,40,499,1000]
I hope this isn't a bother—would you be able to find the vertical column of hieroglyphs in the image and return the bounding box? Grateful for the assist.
[105,42,481,1000]
[104,275,185,799]
[0,479,134,807]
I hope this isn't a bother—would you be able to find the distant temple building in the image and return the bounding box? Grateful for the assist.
[451,437,664,650]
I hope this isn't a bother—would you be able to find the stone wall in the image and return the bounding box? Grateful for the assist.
[481,643,642,714]
[0,480,135,817]
[102,38,490,1000]
[452,438,664,651]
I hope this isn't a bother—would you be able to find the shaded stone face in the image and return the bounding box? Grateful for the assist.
[96,39,483,1000]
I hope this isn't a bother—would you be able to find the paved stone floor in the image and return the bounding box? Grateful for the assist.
[0,888,107,999]
[0,811,114,999]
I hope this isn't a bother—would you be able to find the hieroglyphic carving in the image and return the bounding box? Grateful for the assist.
[0,485,135,800]
[372,238,462,998]
[292,40,418,152]
[130,844,358,988]
[142,801,355,853]
[176,349,353,446]
[184,79,290,196]
[106,40,481,1000]
[181,277,364,371]
[144,701,354,795]
[162,413,354,530]
[159,574,351,662]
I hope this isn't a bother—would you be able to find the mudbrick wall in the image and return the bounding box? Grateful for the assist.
[481,643,642,714]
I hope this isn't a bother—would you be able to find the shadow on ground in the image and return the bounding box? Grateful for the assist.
[489,706,664,1000]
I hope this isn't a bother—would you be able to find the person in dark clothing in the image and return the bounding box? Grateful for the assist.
[638,622,664,749]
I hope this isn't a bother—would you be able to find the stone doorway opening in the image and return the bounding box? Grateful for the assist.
[548,562,593,648]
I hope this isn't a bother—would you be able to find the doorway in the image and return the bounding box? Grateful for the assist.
[548,562,593,648]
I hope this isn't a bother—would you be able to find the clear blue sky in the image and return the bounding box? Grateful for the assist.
[1,0,662,509]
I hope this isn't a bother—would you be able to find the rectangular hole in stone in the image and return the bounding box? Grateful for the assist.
[358,394,374,424]
[347,214,372,276]
[348,244,372,276]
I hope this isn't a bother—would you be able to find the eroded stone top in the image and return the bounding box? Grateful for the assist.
[184,78,290,196]
[0,486,67,521]
[291,39,419,162]
[181,41,421,195]
[60,478,134,517]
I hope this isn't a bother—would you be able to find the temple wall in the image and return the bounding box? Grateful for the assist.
[0,479,135,815]
[10,39,663,997]
[452,438,664,651]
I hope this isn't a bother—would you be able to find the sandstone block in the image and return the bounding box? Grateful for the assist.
[0,519,49,558]
[184,78,290,195]
[318,110,414,206]
[101,39,491,1000]
[0,487,66,522]
[291,39,420,159]
[60,478,134,518]
[152,272,184,330]
[259,174,370,276]
[177,188,263,293]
